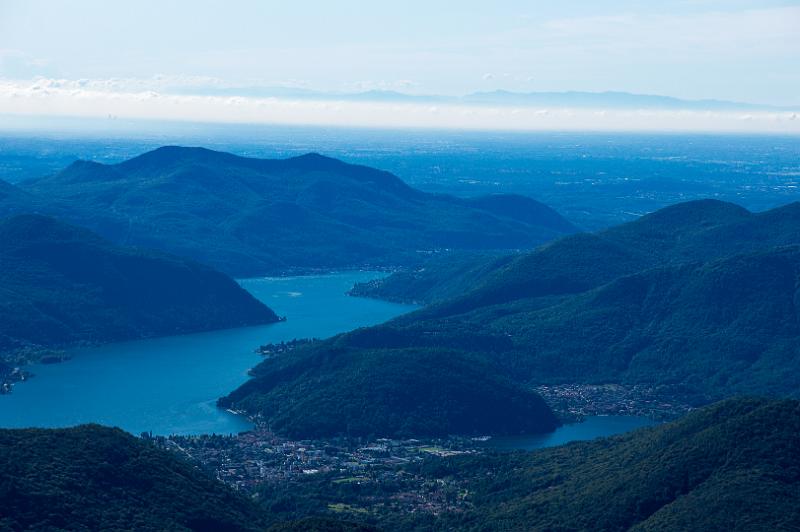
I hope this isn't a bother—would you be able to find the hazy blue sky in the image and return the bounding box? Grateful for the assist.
[1,1,798,131]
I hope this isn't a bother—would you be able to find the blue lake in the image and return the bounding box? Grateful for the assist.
[480,415,658,451]
[0,272,417,436]
[0,271,658,445]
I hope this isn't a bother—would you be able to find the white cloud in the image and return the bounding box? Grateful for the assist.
[0,78,798,134]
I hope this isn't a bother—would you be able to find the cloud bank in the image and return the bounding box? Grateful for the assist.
[1,78,798,134]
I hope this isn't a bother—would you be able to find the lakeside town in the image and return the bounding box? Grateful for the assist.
[148,383,695,519]
[150,426,478,518]
[534,383,696,422]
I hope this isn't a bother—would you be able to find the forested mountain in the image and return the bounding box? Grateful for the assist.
[353,246,800,396]
[429,397,800,531]
[16,146,576,275]
[0,214,278,357]
[355,200,800,308]
[222,201,800,437]
[0,425,267,531]
[219,344,559,438]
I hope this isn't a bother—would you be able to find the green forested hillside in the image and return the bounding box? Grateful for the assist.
[0,214,278,357]
[220,346,559,438]
[16,147,576,275]
[357,200,800,312]
[0,425,267,531]
[347,247,800,397]
[432,397,800,531]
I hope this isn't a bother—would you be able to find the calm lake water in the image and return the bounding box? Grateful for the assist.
[480,415,658,451]
[0,272,417,435]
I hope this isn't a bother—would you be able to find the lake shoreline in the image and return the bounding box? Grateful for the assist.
[0,271,417,435]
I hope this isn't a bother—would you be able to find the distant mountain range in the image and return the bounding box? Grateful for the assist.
[0,214,278,358]
[167,86,798,111]
[223,200,800,438]
[6,146,576,275]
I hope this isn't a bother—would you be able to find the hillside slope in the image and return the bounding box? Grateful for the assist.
[356,200,800,310]
[0,178,38,219]
[348,251,515,304]
[0,214,278,357]
[19,146,576,275]
[435,397,800,531]
[0,425,267,531]
[219,345,559,438]
[342,247,800,398]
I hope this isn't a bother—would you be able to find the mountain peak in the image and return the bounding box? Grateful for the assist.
[285,151,348,170]
[292,151,331,161]
[117,145,236,171]
[58,159,119,183]
[619,199,752,234]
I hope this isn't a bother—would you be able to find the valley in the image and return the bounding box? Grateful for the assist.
[2,141,799,531]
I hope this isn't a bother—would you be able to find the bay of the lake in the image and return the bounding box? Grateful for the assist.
[0,272,416,436]
[479,415,658,451]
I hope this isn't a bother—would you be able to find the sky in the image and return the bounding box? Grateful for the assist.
[1,0,799,132]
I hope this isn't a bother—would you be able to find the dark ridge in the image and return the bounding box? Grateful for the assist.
[431,397,800,531]
[363,199,800,314]
[0,214,279,356]
[219,345,560,439]
[0,424,267,531]
[603,198,753,245]
[463,193,578,233]
[57,159,126,184]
